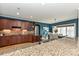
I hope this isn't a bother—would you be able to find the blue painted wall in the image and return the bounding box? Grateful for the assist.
[35,23,52,36]
[35,18,78,38]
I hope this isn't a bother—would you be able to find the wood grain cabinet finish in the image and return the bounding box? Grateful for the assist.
[0,35,41,47]
[0,36,9,47]
[0,19,33,30]
[0,19,8,30]
[9,36,17,45]
[0,19,15,29]
[21,22,31,29]
[11,20,22,27]
[32,35,41,43]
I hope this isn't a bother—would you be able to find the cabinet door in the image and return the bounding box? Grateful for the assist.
[28,35,33,42]
[1,19,22,29]
[32,36,41,43]
[22,22,28,29]
[0,19,7,30]
[0,37,2,47]
[12,20,22,27]
[21,35,27,43]
[32,35,36,43]
[0,36,9,47]
[23,35,28,42]
[6,19,14,29]
[0,19,16,29]
[16,35,22,44]
[8,36,16,45]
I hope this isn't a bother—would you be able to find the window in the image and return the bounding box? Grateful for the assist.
[58,27,66,36]
[67,26,75,38]
[57,25,75,38]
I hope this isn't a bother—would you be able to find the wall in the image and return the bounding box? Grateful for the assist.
[35,22,52,36]
[35,18,78,40]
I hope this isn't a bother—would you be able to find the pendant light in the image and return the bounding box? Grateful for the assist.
[17,8,20,15]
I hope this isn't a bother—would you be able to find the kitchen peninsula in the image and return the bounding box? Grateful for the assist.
[0,18,41,47]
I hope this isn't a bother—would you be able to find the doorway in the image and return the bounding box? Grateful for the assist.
[35,25,40,36]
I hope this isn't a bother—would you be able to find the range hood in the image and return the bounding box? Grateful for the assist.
[12,26,21,28]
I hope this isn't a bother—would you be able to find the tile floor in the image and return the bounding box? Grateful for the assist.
[0,38,79,56]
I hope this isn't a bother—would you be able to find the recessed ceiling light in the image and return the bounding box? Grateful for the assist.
[26,16,33,18]
[30,16,33,18]
[17,12,20,15]
[41,2,46,5]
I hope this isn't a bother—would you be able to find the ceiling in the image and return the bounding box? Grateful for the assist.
[0,3,79,23]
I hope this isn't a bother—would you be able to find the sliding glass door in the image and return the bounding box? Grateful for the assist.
[57,25,75,38]
[66,26,75,38]
[58,27,66,36]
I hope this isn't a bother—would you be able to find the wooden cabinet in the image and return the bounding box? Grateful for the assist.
[9,36,17,45]
[32,35,41,43]
[16,35,23,44]
[11,20,22,27]
[0,35,41,47]
[0,19,8,30]
[22,22,29,29]
[0,19,22,30]
[23,35,29,42]
[5,20,22,29]
[28,35,33,42]
[21,22,34,30]
[22,35,32,42]
[0,19,14,29]
[0,18,40,47]
[0,36,9,47]
[0,37,3,47]
[0,19,34,30]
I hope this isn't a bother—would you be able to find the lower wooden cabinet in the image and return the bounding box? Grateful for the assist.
[0,36,9,47]
[32,35,41,43]
[23,35,29,42]
[9,36,16,45]
[0,35,41,47]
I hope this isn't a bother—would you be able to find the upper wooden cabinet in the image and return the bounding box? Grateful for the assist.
[0,19,34,30]
[11,20,22,27]
[0,19,22,30]
[21,22,34,30]
[21,22,30,29]
[0,19,11,30]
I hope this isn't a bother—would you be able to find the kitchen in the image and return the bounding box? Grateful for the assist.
[0,17,41,47]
